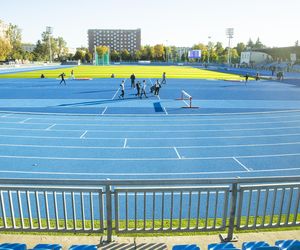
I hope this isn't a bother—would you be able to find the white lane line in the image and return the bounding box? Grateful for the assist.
[233,157,251,172]
[163,107,168,115]
[148,78,153,85]
[157,95,161,100]
[2,119,300,128]
[2,141,300,149]
[174,147,181,159]
[1,167,300,176]
[80,131,88,139]
[101,107,108,115]
[4,112,300,122]
[2,109,300,117]
[1,153,300,161]
[0,114,13,118]
[19,118,31,124]
[111,88,120,100]
[3,132,300,140]
[3,125,300,133]
[45,124,56,130]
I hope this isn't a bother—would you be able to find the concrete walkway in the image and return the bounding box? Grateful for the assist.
[0,231,299,249]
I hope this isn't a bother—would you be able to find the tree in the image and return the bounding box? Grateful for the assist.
[0,38,12,60]
[33,40,48,61]
[56,37,68,60]
[120,49,130,61]
[96,46,109,58]
[110,50,120,61]
[246,39,254,49]
[84,51,93,63]
[253,37,265,49]
[235,42,246,56]
[153,44,164,61]
[73,50,85,61]
[6,23,23,59]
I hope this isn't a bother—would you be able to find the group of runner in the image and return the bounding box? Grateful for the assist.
[119,72,166,99]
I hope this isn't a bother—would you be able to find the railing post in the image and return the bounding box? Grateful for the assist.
[220,182,238,242]
[105,184,113,242]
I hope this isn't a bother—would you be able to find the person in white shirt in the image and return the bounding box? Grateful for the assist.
[140,80,148,99]
[119,80,125,99]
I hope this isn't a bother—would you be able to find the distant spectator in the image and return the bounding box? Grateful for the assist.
[59,73,66,85]
[135,81,141,97]
[154,80,161,95]
[111,73,115,78]
[255,73,260,81]
[40,74,45,79]
[161,72,166,84]
[140,80,148,99]
[245,73,249,83]
[119,80,125,99]
[130,73,136,88]
[70,70,75,80]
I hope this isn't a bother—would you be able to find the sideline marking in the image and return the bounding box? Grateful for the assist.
[163,107,168,115]
[233,157,251,172]
[112,88,120,100]
[123,138,127,148]
[157,95,161,100]
[80,131,88,139]
[0,167,299,177]
[101,107,108,115]
[45,124,56,130]
[174,147,181,159]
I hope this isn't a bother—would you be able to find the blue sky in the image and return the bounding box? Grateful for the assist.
[1,0,299,48]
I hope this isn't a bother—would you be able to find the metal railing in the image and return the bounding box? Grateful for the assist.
[0,176,299,242]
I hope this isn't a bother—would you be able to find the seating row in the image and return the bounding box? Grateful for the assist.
[172,240,300,250]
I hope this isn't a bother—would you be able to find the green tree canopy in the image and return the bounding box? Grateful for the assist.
[0,38,12,60]
[96,46,109,58]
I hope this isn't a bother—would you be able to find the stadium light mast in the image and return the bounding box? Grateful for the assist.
[207,36,211,64]
[226,28,234,65]
[46,26,53,63]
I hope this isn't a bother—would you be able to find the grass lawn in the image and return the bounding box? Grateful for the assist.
[0,65,243,80]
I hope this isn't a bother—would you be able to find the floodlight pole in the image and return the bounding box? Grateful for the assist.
[46,26,53,63]
[207,36,211,64]
[226,28,234,66]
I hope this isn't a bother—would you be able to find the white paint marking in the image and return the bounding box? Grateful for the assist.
[123,138,127,148]
[80,131,88,139]
[0,114,13,118]
[0,167,299,176]
[45,124,56,130]
[111,88,120,100]
[101,107,108,115]
[174,147,181,159]
[233,157,251,172]
[163,107,168,115]
[19,118,31,124]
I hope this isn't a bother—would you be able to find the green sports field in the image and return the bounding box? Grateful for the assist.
[0,65,243,80]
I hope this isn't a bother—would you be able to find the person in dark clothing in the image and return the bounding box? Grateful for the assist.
[119,80,125,99]
[59,73,66,85]
[154,80,161,95]
[130,73,136,88]
[245,73,249,83]
[135,81,141,97]
[255,73,260,81]
[40,74,45,78]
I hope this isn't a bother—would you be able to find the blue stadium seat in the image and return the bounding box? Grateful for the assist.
[275,240,300,250]
[68,246,97,250]
[33,244,62,250]
[242,241,269,250]
[172,244,200,250]
[0,244,26,250]
[208,243,237,250]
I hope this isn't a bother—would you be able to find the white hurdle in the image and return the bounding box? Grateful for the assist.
[176,90,199,109]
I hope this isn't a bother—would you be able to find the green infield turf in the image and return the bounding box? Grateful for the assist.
[0,65,243,80]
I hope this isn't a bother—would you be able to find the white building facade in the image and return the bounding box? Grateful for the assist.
[240,51,272,65]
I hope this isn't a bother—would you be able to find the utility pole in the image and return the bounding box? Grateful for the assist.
[46,26,53,63]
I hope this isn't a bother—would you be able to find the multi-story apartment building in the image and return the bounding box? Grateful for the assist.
[88,28,141,53]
